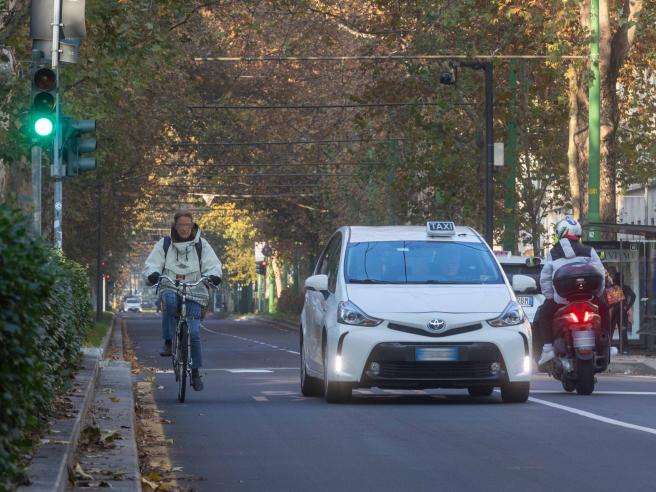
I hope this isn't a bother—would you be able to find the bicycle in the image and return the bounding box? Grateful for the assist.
[158,275,210,402]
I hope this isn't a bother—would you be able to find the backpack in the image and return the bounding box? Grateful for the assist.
[162,236,203,273]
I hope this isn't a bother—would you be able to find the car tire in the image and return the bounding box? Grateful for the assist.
[323,348,351,404]
[468,386,494,397]
[300,334,323,397]
[500,382,530,403]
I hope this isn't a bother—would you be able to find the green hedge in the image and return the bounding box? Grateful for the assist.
[0,205,92,490]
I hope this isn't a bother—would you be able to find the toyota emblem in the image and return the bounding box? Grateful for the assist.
[427,319,446,331]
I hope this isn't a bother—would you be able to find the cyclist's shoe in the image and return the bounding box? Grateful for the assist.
[160,340,172,357]
[191,369,204,391]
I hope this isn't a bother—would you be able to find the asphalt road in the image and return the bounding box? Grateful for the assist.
[124,313,656,492]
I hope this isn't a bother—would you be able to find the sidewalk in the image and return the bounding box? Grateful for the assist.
[18,316,141,492]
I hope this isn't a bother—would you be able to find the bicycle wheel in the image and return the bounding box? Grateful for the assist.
[177,321,189,403]
[172,326,180,382]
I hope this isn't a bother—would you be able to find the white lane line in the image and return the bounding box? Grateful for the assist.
[528,396,656,436]
[201,324,301,355]
[530,390,656,396]
[227,369,273,373]
[253,396,269,402]
[154,367,297,374]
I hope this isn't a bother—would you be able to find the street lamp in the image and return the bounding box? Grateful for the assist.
[440,61,494,246]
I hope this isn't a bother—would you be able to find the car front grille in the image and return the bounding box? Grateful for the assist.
[377,361,494,379]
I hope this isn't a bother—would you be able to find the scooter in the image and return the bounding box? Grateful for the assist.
[544,263,609,395]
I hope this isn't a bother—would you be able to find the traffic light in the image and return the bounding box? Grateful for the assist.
[29,64,57,140]
[63,117,97,176]
[256,260,268,275]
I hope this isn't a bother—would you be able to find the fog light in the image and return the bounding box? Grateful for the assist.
[490,362,501,375]
[523,356,532,373]
[335,355,343,372]
[369,362,380,376]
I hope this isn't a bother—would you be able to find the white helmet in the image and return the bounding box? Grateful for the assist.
[555,215,582,239]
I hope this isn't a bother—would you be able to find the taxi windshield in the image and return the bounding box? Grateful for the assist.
[345,241,504,285]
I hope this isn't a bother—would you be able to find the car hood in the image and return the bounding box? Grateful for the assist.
[346,284,512,315]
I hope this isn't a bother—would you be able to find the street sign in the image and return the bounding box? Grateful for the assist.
[254,242,265,262]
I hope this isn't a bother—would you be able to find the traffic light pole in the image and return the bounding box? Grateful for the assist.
[31,146,42,236]
[51,0,63,249]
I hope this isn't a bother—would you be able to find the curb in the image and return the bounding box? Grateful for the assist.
[607,361,656,376]
[246,315,299,331]
[17,315,121,492]
[17,315,116,492]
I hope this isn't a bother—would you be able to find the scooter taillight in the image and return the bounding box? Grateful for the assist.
[568,310,593,324]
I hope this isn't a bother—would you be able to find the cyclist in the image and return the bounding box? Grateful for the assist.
[143,210,222,391]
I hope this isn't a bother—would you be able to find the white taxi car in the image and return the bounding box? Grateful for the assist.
[300,222,533,403]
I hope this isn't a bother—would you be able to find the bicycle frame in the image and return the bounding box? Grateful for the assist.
[158,275,209,402]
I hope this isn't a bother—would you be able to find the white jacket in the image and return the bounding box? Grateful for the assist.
[539,238,605,305]
[143,225,222,307]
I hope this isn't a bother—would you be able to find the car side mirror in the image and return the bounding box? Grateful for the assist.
[512,274,538,294]
[305,274,329,293]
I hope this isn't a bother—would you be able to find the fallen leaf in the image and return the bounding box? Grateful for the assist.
[110,396,120,403]
[141,476,158,489]
[147,470,162,481]
[74,463,94,480]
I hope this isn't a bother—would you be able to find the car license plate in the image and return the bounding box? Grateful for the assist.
[415,347,458,361]
[517,296,533,307]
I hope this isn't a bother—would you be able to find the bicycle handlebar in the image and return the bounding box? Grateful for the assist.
[158,275,211,289]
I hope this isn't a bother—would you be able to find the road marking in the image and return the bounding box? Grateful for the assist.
[262,390,297,396]
[201,325,301,355]
[253,396,269,402]
[528,396,656,436]
[226,369,273,373]
[530,390,656,396]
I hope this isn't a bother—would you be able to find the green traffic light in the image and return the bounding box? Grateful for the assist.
[34,117,54,136]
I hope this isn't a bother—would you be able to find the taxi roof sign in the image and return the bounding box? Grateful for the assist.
[426,221,456,236]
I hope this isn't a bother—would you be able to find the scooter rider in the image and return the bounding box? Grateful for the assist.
[537,216,606,366]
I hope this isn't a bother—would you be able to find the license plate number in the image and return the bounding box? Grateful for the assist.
[517,296,533,307]
[415,347,459,361]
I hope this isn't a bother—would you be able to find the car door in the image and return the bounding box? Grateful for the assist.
[307,233,342,371]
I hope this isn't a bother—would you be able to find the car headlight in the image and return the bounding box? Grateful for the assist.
[338,301,383,327]
[487,301,525,327]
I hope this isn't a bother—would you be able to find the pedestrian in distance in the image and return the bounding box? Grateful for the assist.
[143,209,222,391]
[609,271,636,355]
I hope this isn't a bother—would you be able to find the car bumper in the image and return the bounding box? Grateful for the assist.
[328,321,532,388]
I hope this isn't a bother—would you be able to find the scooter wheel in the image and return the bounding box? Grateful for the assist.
[562,380,575,392]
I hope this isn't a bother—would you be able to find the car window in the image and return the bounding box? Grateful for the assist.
[317,233,342,293]
[345,240,503,285]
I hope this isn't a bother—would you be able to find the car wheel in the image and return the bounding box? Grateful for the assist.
[468,386,494,397]
[300,334,323,397]
[323,347,351,404]
[500,382,530,403]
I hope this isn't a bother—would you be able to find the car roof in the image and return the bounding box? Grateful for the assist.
[346,225,483,243]
[496,255,541,265]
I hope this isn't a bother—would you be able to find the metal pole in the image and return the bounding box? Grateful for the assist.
[502,60,517,253]
[268,262,275,313]
[51,0,63,249]
[257,273,263,312]
[31,146,42,236]
[96,184,103,321]
[484,62,494,247]
[587,0,601,240]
